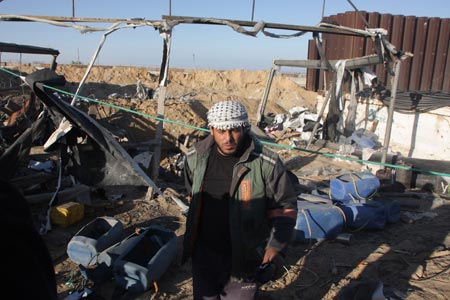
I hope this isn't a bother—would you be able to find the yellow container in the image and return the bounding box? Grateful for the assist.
[50,201,84,228]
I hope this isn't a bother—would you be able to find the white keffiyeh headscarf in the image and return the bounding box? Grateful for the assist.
[207,100,250,130]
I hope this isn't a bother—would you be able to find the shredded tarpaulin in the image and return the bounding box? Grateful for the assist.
[361,67,377,86]
[344,71,357,136]
[335,59,347,111]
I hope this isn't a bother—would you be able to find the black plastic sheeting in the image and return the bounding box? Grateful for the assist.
[26,69,160,189]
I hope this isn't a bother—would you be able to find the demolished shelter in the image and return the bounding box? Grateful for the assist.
[1,3,450,300]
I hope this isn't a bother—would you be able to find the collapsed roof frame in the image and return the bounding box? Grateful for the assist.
[160,16,410,164]
[158,16,405,164]
[0,13,402,176]
[254,29,410,165]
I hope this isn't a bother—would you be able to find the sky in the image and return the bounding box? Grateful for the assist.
[1,0,449,70]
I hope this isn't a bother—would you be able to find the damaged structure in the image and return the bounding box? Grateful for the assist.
[1,4,450,300]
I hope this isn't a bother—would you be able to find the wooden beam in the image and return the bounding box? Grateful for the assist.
[0,14,154,24]
[1,14,375,37]
[273,54,382,70]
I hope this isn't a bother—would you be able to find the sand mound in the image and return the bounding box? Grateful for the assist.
[4,64,317,149]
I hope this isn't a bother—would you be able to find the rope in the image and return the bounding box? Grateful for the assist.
[332,205,347,230]
[349,193,359,203]
[348,173,378,202]
[1,66,450,178]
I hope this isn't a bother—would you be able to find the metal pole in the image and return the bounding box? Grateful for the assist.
[251,0,255,21]
[169,0,172,16]
[321,0,326,19]
[381,60,401,164]
[72,0,75,17]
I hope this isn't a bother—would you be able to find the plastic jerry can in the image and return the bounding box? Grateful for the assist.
[336,200,387,230]
[330,172,380,203]
[113,225,178,293]
[293,201,345,243]
[79,229,141,283]
[67,216,123,267]
[50,201,84,228]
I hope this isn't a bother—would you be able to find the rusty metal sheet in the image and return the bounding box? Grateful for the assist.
[409,17,428,91]
[335,13,347,60]
[365,12,381,74]
[325,15,340,85]
[442,20,450,91]
[339,12,355,91]
[431,18,450,91]
[306,39,319,91]
[342,12,355,59]
[352,10,367,58]
[398,16,417,91]
[377,14,393,86]
[420,18,441,90]
[306,12,449,93]
[443,41,450,92]
[390,15,405,90]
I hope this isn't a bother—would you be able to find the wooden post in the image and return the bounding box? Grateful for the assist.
[381,60,401,164]
[256,66,276,127]
[151,28,172,180]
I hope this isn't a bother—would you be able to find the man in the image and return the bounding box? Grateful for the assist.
[182,100,298,300]
[0,179,58,300]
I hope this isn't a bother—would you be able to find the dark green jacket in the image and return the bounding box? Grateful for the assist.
[182,133,298,277]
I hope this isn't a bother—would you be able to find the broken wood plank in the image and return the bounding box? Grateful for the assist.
[274,55,382,70]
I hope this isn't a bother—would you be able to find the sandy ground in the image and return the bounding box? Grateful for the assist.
[1,64,450,300]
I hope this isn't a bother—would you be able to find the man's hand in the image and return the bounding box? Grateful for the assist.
[262,247,279,264]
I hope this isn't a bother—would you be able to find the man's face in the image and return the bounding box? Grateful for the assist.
[210,127,246,156]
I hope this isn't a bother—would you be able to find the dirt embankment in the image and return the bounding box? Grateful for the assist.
[6,63,316,150]
[9,63,316,116]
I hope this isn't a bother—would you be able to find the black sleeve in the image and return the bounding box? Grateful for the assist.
[0,179,58,300]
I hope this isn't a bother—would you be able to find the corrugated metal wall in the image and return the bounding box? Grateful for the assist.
[306,11,450,93]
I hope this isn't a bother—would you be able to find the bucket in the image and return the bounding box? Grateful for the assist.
[114,225,177,293]
[293,201,344,242]
[67,216,123,267]
[330,172,380,203]
[336,200,386,230]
